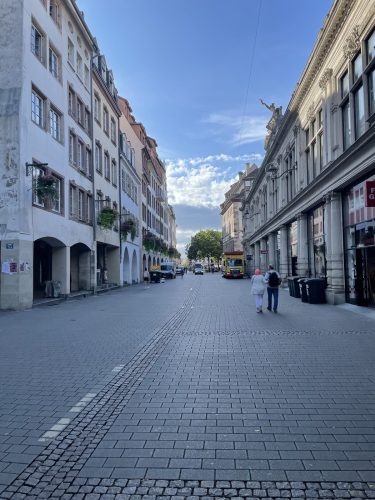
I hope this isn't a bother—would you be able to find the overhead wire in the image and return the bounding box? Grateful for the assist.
[237,0,262,148]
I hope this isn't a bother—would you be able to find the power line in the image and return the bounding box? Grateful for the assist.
[237,0,262,148]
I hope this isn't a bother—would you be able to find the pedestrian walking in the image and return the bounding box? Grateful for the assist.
[250,268,266,313]
[143,267,150,289]
[265,265,281,313]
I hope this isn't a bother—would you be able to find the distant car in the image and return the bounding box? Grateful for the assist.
[194,263,204,275]
[175,267,184,275]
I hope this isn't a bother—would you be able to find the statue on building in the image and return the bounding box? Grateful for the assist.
[260,99,283,150]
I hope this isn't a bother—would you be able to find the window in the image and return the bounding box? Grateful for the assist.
[52,176,61,213]
[86,148,92,177]
[49,107,61,141]
[68,86,75,117]
[367,29,375,64]
[68,38,74,66]
[32,164,46,207]
[110,118,116,144]
[78,190,84,220]
[84,65,89,88]
[77,99,83,125]
[77,141,84,169]
[69,184,76,218]
[95,142,102,173]
[84,109,90,134]
[342,100,351,150]
[48,46,60,79]
[103,107,109,134]
[354,84,365,138]
[369,69,375,115]
[111,159,117,186]
[104,152,110,180]
[31,88,45,127]
[33,167,62,213]
[31,23,44,62]
[341,71,349,98]
[76,52,83,80]
[94,94,101,123]
[69,131,76,163]
[49,0,61,26]
[352,53,362,82]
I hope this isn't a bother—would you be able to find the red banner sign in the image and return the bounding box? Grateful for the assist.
[365,180,375,207]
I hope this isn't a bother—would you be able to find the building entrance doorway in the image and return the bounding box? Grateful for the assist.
[356,246,375,307]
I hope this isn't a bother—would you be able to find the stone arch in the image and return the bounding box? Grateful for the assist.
[123,247,130,285]
[131,249,138,284]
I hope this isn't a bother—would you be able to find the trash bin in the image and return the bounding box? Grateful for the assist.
[150,270,161,283]
[288,277,295,297]
[298,278,308,303]
[305,278,326,304]
[293,276,306,298]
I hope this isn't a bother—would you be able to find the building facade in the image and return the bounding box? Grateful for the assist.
[92,53,121,287]
[242,0,375,307]
[221,163,258,255]
[0,0,177,309]
[0,0,96,309]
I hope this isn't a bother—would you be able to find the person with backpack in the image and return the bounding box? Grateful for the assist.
[265,265,281,313]
[250,268,266,313]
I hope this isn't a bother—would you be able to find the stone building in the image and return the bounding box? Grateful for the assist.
[221,163,258,258]
[242,0,375,307]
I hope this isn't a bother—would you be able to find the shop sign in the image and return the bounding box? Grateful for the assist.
[260,249,268,254]
[365,180,375,207]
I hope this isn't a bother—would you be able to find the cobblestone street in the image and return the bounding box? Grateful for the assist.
[1,273,375,498]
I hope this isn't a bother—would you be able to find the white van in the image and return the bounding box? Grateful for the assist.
[194,263,204,275]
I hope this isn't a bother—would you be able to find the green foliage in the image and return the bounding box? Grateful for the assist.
[98,207,118,230]
[186,229,222,261]
[35,175,58,202]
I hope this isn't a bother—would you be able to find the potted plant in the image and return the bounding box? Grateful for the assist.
[98,207,118,230]
[35,174,58,205]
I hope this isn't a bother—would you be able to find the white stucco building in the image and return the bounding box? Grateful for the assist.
[0,0,96,309]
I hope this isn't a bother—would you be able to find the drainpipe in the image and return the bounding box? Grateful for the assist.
[90,50,99,293]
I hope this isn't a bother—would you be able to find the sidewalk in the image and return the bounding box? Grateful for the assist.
[1,275,375,497]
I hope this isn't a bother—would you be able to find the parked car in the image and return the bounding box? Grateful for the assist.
[175,267,184,275]
[160,262,176,279]
[194,263,204,275]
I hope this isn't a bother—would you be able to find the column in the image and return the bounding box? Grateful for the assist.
[53,246,70,296]
[326,192,345,304]
[254,241,260,270]
[260,238,267,272]
[297,213,309,276]
[268,232,276,269]
[0,239,33,310]
[279,225,288,278]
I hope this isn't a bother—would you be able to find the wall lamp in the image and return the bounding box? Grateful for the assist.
[266,162,297,180]
[25,162,48,176]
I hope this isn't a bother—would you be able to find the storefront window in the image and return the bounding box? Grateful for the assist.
[289,221,298,275]
[343,174,375,306]
[308,206,326,278]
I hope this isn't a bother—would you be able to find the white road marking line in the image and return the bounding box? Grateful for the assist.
[38,393,97,441]
[112,364,125,373]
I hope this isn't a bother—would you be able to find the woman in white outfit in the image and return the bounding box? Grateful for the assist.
[250,268,266,313]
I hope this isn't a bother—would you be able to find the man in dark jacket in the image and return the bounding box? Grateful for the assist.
[265,265,281,313]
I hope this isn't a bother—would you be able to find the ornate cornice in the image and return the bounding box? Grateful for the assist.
[343,24,361,59]
[319,68,333,90]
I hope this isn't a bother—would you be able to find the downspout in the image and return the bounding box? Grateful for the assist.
[90,50,99,293]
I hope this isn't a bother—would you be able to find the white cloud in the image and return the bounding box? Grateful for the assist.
[166,160,237,209]
[165,152,262,209]
[204,112,268,147]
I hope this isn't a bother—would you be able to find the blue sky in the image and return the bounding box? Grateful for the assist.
[77,0,333,255]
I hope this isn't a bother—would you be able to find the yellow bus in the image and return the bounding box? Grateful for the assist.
[222,252,244,279]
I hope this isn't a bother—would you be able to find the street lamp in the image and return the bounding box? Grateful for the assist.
[265,162,297,180]
[25,162,48,176]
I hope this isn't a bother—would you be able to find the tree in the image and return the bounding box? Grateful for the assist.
[186,229,222,262]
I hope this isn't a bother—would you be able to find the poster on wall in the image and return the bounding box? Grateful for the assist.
[365,180,375,207]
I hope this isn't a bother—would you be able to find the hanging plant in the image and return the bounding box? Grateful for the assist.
[35,175,58,203]
[98,207,118,230]
[130,223,137,241]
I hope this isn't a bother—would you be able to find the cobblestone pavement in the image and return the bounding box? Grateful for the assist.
[0,274,375,498]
